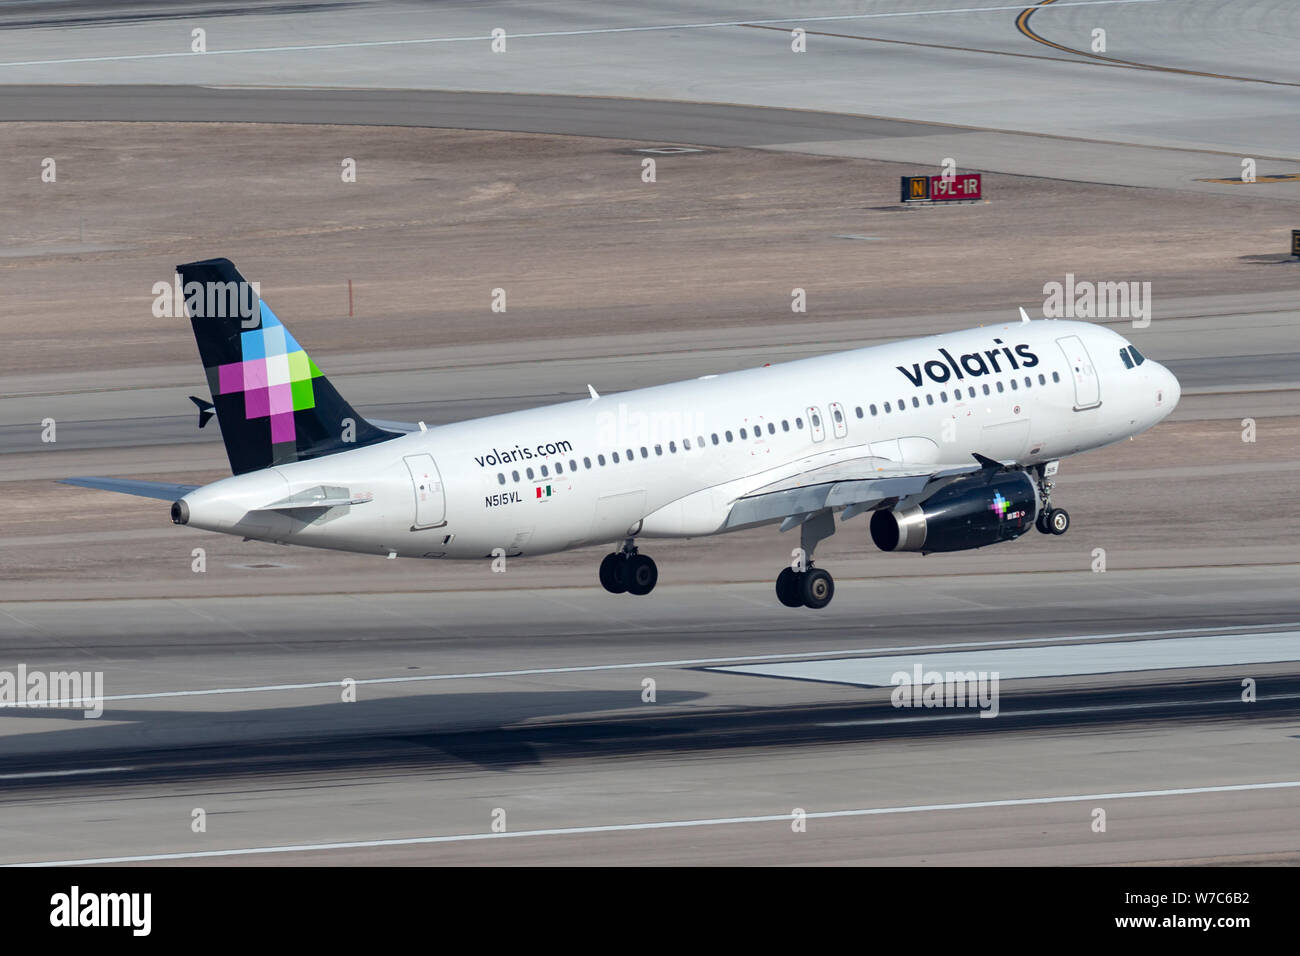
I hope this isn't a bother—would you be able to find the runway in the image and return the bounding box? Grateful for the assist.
[1,0,1298,867]
[1,82,1298,199]
[1,571,1298,865]
[3,0,1300,196]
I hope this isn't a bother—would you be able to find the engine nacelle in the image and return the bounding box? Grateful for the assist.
[870,470,1038,554]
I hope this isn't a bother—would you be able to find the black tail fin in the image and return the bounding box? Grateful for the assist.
[177,257,397,475]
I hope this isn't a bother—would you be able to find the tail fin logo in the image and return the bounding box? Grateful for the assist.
[213,301,323,444]
[178,257,398,475]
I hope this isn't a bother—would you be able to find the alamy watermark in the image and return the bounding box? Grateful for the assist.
[891,665,1000,718]
[1042,273,1151,327]
[50,886,150,936]
[0,665,104,719]
[594,402,712,449]
[151,275,261,326]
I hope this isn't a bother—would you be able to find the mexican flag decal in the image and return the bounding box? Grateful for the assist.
[535,485,552,499]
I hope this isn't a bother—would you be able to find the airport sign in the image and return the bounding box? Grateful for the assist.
[900,172,982,203]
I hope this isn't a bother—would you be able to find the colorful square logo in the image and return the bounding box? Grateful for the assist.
[213,301,322,444]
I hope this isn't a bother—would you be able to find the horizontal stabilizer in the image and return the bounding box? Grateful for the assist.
[255,498,372,511]
[254,485,374,511]
[61,477,199,501]
[365,418,422,434]
[189,394,215,429]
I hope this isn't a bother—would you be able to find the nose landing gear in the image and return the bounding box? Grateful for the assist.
[1033,462,1070,535]
[1037,507,1070,535]
[598,539,658,596]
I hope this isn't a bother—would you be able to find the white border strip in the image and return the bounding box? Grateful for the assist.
[10,779,1298,866]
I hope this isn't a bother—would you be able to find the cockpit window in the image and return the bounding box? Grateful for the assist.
[1129,345,1146,366]
[1120,347,1134,369]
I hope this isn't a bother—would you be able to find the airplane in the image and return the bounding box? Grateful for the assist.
[65,258,1181,610]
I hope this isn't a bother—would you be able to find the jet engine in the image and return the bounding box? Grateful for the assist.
[869,470,1038,554]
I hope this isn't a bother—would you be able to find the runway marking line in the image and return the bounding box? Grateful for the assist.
[9,780,1299,866]
[1014,0,1299,87]
[0,766,134,781]
[0,0,1178,69]
[27,622,1296,708]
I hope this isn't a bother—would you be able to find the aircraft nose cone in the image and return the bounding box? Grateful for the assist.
[1164,365,1181,410]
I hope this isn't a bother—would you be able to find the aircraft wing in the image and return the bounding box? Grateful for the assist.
[723,456,980,530]
[61,477,201,500]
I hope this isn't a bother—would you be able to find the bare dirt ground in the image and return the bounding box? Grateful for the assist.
[3,122,1297,376]
[3,122,1296,601]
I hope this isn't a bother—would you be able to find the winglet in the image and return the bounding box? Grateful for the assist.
[1019,307,1031,324]
[588,384,600,400]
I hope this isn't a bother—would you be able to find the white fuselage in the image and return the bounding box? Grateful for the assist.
[179,319,1180,559]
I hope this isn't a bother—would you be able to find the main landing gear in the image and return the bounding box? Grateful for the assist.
[1033,462,1070,536]
[774,508,837,609]
[776,566,835,610]
[599,539,658,596]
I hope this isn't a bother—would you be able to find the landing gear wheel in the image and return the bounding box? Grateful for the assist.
[1047,508,1070,535]
[599,552,627,594]
[775,567,803,608]
[800,568,835,610]
[1036,510,1052,535]
[622,553,658,595]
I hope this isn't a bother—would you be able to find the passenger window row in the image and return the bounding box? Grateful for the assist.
[495,413,817,485]
[493,369,1065,484]
[496,415,808,485]
[862,370,1060,416]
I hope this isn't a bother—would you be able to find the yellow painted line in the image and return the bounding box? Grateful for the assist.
[1195,173,1300,184]
[1015,0,1300,87]
[740,22,1132,71]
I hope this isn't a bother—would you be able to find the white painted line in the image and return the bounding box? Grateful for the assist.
[0,0,1177,69]
[10,779,1298,866]
[819,694,1300,727]
[0,766,133,781]
[712,632,1300,686]
[30,621,1296,708]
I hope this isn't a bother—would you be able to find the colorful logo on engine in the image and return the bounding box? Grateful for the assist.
[214,301,322,444]
[989,491,1010,518]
